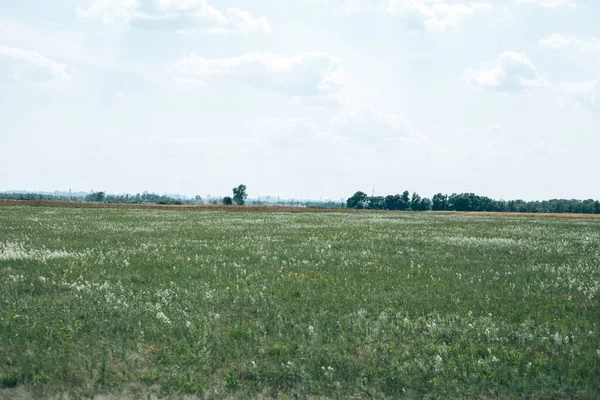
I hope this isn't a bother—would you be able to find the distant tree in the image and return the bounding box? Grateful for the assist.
[454,194,473,212]
[508,199,527,213]
[420,197,432,211]
[410,192,422,211]
[495,200,508,212]
[85,191,106,202]
[400,191,411,210]
[194,195,204,205]
[581,199,596,214]
[368,196,386,210]
[232,185,248,205]
[384,194,402,210]
[222,196,233,205]
[447,193,457,211]
[431,193,447,211]
[347,191,369,209]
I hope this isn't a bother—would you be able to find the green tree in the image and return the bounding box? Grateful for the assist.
[384,194,402,210]
[85,191,106,202]
[368,196,385,210]
[347,191,368,209]
[432,193,448,211]
[400,191,410,210]
[222,196,233,205]
[581,199,596,214]
[232,185,248,206]
[420,197,432,211]
[410,192,422,211]
[454,194,474,212]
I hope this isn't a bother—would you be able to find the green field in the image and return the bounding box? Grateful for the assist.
[1,205,599,399]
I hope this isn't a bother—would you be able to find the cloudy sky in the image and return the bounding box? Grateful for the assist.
[1,0,599,200]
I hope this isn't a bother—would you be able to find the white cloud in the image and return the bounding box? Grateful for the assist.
[318,0,387,15]
[257,107,423,159]
[386,0,492,31]
[556,75,599,111]
[332,107,418,143]
[221,8,272,34]
[539,34,600,53]
[464,51,547,92]
[0,45,72,83]
[260,118,334,150]
[174,52,346,96]
[314,0,491,30]
[76,0,138,26]
[516,0,575,7]
[77,0,272,33]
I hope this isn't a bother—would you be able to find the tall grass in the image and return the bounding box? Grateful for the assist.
[1,205,599,398]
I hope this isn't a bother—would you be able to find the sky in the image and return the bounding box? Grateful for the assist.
[1,0,599,201]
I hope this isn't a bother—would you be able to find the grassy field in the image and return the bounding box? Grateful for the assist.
[1,205,599,399]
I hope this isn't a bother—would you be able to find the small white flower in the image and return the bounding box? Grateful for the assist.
[308,325,315,335]
[552,332,562,345]
[156,311,171,324]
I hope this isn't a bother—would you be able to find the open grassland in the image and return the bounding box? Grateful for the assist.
[3,200,600,219]
[0,205,599,399]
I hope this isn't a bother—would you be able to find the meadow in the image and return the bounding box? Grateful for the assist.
[0,204,599,399]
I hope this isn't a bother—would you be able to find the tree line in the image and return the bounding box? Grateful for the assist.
[0,191,187,205]
[346,191,600,214]
[0,185,251,207]
[3,188,600,214]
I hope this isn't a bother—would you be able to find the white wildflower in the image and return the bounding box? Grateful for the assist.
[552,332,562,345]
[156,311,171,324]
[433,355,443,372]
